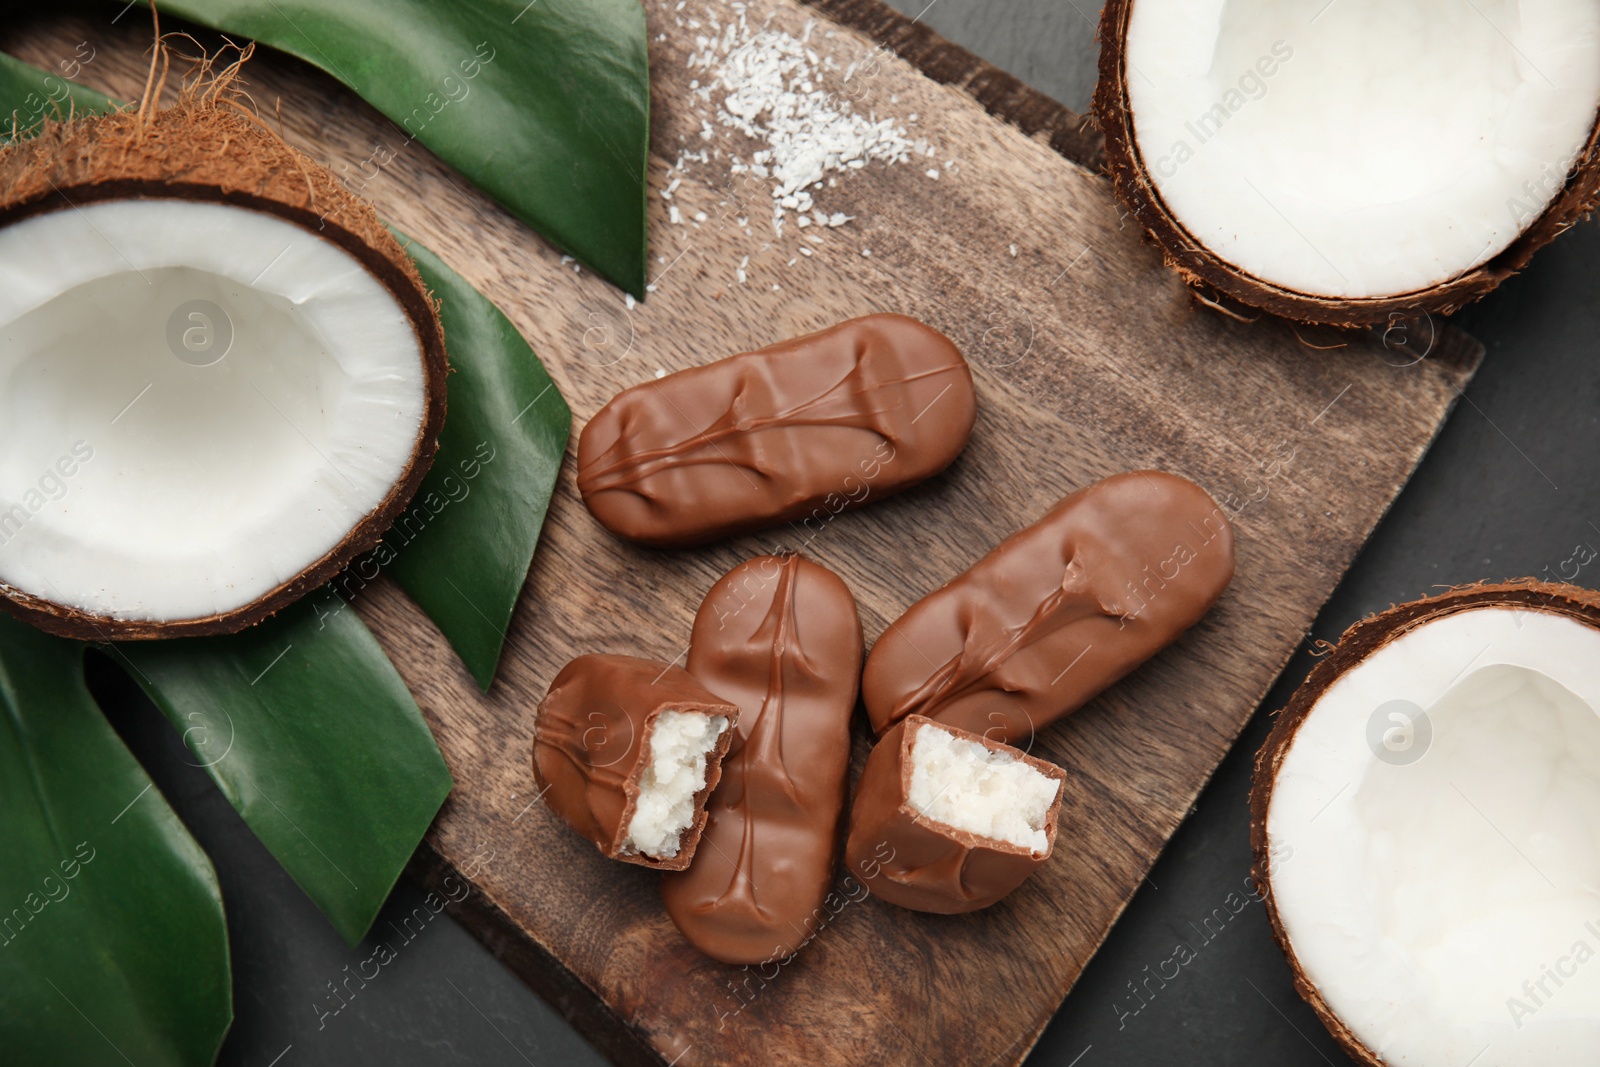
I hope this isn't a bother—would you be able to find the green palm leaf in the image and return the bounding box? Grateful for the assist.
[0,617,232,1067]
[155,0,651,295]
[120,599,453,945]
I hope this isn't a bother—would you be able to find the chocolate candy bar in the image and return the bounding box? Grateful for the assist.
[863,470,1235,744]
[845,715,1066,914]
[576,314,976,547]
[533,654,737,871]
[662,554,862,964]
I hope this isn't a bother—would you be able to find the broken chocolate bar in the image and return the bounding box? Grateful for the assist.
[533,654,737,871]
[846,715,1066,914]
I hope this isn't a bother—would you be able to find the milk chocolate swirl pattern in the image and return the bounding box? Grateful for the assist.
[576,314,976,547]
[863,471,1236,745]
[662,554,863,964]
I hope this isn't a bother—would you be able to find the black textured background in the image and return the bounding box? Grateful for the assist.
[95,2,1600,1064]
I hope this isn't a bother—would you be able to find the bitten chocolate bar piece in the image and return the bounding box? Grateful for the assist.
[846,715,1065,914]
[864,470,1235,745]
[532,654,737,871]
[576,314,976,547]
[662,554,863,965]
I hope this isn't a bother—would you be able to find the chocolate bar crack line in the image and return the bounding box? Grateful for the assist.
[846,716,1067,914]
[663,554,863,965]
[576,314,977,547]
[863,471,1236,746]
[532,655,739,872]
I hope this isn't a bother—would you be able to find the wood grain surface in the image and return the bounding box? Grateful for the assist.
[6,3,1480,1065]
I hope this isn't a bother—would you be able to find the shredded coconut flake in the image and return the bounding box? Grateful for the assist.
[674,10,918,236]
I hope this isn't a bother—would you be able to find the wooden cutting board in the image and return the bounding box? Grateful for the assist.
[8,3,1481,1064]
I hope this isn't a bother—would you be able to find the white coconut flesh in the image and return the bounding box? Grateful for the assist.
[623,710,730,860]
[1266,607,1600,1065]
[907,721,1059,854]
[0,198,427,625]
[1123,0,1600,299]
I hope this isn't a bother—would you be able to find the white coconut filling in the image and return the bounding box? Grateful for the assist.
[623,710,730,860]
[907,722,1058,854]
[1124,0,1600,298]
[1267,607,1600,1065]
[0,199,425,623]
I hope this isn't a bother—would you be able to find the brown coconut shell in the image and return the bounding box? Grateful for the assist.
[0,79,449,641]
[1093,0,1600,327]
[1249,580,1600,1066]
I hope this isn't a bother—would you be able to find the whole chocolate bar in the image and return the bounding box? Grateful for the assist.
[576,314,977,547]
[863,470,1235,744]
[661,554,863,964]
[532,654,738,871]
[845,715,1065,914]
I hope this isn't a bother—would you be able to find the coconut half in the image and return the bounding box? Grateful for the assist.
[1095,0,1600,325]
[0,71,447,639]
[1252,582,1600,1066]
